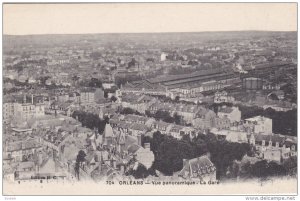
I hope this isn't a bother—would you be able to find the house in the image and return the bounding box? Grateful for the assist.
[169,125,195,139]
[102,123,116,149]
[129,123,149,137]
[150,121,173,135]
[178,155,216,182]
[4,139,42,163]
[122,114,149,125]
[211,129,248,143]
[213,117,231,130]
[217,106,241,123]
[17,161,35,172]
[13,95,45,122]
[267,90,285,101]
[126,143,154,169]
[80,88,96,104]
[192,109,216,130]
[214,91,235,103]
[121,94,156,114]
[110,118,131,134]
[263,149,282,163]
[248,133,297,163]
[244,116,272,134]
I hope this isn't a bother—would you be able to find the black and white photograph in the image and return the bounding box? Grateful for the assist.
[1,2,298,197]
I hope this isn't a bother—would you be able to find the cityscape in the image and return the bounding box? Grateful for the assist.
[3,31,297,191]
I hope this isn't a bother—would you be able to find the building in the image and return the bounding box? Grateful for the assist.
[249,133,297,163]
[102,123,116,149]
[178,155,216,182]
[80,88,96,104]
[213,117,231,130]
[129,123,149,137]
[214,91,235,103]
[211,129,248,143]
[4,139,42,163]
[3,102,18,123]
[121,94,156,114]
[9,95,45,122]
[242,77,263,90]
[217,106,241,123]
[244,116,272,134]
[161,52,168,61]
[147,68,240,90]
[169,125,195,140]
[120,80,167,96]
[192,109,216,130]
[150,121,173,135]
[127,143,154,169]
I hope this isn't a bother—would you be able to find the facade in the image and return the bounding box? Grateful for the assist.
[213,117,231,130]
[4,140,42,163]
[245,116,273,134]
[4,95,45,123]
[214,91,235,103]
[80,88,96,104]
[127,143,155,169]
[147,68,239,90]
[211,129,248,143]
[217,106,241,123]
[178,155,216,182]
[249,133,297,163]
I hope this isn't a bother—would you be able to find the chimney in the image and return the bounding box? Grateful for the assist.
[111,159,116,169]
[31,94,34,105]
[183,159,188,167]
[144,143,150,151]
[21,142,26,150]
[137,134,143,146]
[120,164,125,174]
[206,152,211,160]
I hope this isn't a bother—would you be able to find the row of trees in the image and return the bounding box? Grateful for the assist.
[77,78,102,88]
[145,110,182,125]
[71,110,108,133]
[237,105,297,136]
[143,132,251,179]
[143,131,295,180]
[119,107,142,115]
[210,102,297,136]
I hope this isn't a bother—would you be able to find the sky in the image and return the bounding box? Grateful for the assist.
[3,3,297,35]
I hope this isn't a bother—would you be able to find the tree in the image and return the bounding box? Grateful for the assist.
[75,150,86,180]
[126,163,151,179]
[173,112,181,125]
[153,110,174,123]
[104,91,108,98]
[120,107,135,115]
[71,110,106,133]
[110,96,117,102]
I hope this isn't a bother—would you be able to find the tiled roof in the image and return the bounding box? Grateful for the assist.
[130,123,148,131]
[218,107,233,114]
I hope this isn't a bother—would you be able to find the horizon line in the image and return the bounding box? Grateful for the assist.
[3,30,297,37]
